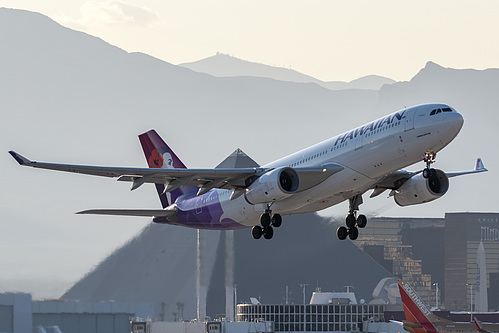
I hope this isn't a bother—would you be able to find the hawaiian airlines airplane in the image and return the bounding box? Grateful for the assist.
[9,103,487,240]
[398,280,499,333]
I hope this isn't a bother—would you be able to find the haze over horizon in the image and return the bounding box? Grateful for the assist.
[1,1,499,82]
[0,6,498,302]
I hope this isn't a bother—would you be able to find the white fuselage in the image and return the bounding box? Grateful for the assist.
[217,103,464,227]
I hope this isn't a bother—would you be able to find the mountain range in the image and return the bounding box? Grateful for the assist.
[180,53,396,90]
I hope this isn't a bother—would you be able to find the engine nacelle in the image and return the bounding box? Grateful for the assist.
[394,169,449,206]
[245,167,300,205]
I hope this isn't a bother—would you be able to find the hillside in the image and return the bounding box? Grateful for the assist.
[180,53,396,90]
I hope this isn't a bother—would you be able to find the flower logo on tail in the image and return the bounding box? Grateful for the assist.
[148,148,174,169]
[148,148,164,168]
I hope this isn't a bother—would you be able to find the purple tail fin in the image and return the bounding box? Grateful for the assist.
[139,130,195,208]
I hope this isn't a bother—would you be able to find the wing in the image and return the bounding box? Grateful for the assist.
[369,170,416,198]
[9,151,343,196]
[446,157,487,177]
[9,150,264,191]
[369,158,488,198]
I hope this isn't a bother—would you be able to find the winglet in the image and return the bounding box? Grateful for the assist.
[8,151,32,165]
[475,158,487,172]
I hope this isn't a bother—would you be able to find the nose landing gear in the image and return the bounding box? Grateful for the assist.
[336,194,367,241]
[422,152,437,178]
[251,205,282,240]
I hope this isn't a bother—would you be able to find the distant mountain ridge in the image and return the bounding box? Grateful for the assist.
[180,53,396,90]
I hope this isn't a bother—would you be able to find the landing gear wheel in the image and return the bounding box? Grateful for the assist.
[357,214,367,228]
[348,227,359,240]
[340,194,365,241]
[271,214,282,228]
[423,152,437,179]
[252,226,263,239]
[346,214,356,228]
[255,205,280,240]
[260,213,271,228]
[337,226,348,240]
[263,226,274,239]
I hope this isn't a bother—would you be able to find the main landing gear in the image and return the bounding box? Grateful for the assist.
[422,151,436,179]
[252,205,282,240]
[337,194,367,241]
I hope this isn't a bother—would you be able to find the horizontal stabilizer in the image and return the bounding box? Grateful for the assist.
[402,320,423,328]
[76,209,177,218]
[388,320,404,326]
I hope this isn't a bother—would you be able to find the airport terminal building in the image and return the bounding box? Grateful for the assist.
[237,303,385,332]
[0,293,153,333]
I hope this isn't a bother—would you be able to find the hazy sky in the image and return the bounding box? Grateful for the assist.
[2,0,499,82]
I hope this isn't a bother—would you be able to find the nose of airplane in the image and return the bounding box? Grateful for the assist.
[444,111,464,140]
[451,111,464,130]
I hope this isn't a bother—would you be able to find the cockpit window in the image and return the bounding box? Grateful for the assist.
[430,107,453,116]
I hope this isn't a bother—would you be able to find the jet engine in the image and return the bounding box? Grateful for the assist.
[245,167,300,205]
[394,169,449,206]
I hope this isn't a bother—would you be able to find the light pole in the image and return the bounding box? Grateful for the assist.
[433,283,439,310]
[299,284,309,304]
[234,285,238,321]
[299,284,309,332]
[466,283,475,322]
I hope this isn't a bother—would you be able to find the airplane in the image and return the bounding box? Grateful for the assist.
[9,103,487,240]
[397,280,499,333]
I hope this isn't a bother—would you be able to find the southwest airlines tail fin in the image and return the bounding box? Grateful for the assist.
[138,129,195,208]
[398,280,440,333]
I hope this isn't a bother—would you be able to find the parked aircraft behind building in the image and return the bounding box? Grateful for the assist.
[398,280,499,333]
[9,104,487,240]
